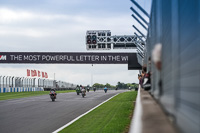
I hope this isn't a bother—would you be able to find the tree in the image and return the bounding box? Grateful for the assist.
[117,82,123,89]
[93,83,104,88]
[105,83,111,88]
[93,82,137,90]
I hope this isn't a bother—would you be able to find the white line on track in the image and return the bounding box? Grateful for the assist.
[52,93,119,133]
[129,87,142,133]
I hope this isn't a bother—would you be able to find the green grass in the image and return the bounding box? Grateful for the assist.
[60,91,137,133]
[0,90,75,101]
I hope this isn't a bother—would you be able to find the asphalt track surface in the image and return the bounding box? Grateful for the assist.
[0,90,126,133]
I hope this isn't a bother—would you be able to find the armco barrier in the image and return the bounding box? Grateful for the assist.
[0,87,44,93]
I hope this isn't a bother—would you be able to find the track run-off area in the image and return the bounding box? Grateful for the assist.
[0,90,131,133]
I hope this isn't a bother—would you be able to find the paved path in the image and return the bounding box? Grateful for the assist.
[0,90,126,133]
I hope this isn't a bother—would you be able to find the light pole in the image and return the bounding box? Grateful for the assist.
[91,64,94,87]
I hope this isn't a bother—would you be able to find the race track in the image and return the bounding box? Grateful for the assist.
[0,90,126,133]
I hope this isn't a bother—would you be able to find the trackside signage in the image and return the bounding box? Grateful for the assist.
[0,52,134,64]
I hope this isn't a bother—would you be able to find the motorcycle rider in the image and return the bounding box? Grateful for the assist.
[104,86,108,93]
[50,88,57,98]
[93,87,96,92]
[86,85,90,92]
[80,85,86,97]
[76,85,81,95]
[128,87,131,90]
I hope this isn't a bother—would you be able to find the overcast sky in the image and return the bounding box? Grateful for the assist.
[0,0,152,86]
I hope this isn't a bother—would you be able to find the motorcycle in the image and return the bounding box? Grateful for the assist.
[81,89,86,98]
[93,87,96,92]
[49,91,56,101]
[76,88,81,95]
[87,87,90,92]
[104,89,107,93]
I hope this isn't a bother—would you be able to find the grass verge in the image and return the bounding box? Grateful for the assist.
[60,91,137,133]
[0,90,75,101]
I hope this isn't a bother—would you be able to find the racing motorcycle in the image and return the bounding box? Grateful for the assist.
[49,90,57,101]
[76,88,81,95]
[81,88,86,98]
[87,87,90,92]
[104,87,108,93]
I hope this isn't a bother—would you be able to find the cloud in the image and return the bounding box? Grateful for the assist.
[0,6,140,86]
[0,8,69,23]
[0,7,134,38]
[0,7,131,25]
[0,27,51,38]
[0,7,135,52]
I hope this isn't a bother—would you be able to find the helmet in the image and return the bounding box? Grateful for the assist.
[51,88,55,91]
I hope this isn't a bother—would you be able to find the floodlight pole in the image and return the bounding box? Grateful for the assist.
[91,64,93,87]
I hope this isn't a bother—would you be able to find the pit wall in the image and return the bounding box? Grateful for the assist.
[143,1,200,133]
